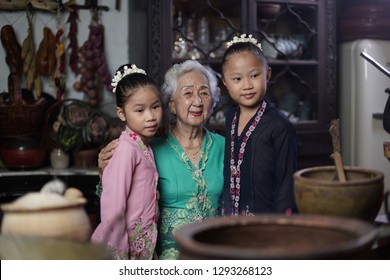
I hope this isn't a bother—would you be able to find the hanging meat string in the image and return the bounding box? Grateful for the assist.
[74,8,112,107]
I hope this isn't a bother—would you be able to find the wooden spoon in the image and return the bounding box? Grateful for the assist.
[329,119,347,182]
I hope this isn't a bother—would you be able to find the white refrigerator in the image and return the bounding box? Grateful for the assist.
[340,39,390,214]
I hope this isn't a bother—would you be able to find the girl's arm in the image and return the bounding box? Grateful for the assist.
[95,139,119,198]
[98,139,119,178]
[274,121,298,214]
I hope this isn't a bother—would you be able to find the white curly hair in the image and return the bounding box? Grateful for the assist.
[161,60,221,124]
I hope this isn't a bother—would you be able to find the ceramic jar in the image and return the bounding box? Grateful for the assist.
[50,148,70,169]
[294,166,384,221]
[0,188,91,241]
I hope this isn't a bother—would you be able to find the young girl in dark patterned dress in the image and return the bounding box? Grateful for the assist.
[219,34,298,216]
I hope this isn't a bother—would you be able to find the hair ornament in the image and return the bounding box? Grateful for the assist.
[111,64,147,93]
[226,34,263,51]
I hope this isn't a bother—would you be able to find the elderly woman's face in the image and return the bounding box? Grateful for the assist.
[169,70,212,128]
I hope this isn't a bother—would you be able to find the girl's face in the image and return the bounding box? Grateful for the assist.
[223,51,271,110]
[116,85,163,143]
[169,70,212,128]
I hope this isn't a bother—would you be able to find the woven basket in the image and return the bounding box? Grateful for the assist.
[0,74,48,139]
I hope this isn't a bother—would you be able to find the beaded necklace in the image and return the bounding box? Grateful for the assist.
[230,100,267,215]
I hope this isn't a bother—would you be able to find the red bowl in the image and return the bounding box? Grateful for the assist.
[0,147,47,170]
[0,137,47,170]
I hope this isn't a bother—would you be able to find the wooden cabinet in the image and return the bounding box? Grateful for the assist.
[148,0,337,168]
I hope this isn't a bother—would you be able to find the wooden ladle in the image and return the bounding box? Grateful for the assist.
[329,119,347,182]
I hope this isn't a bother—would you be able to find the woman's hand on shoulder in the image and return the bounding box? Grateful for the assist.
[98,139,119,177]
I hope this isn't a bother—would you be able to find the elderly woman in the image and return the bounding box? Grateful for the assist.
[98,60,224,259]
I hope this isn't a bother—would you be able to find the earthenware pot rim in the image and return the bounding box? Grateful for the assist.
[294,166,384,186]
[174,214,377,260]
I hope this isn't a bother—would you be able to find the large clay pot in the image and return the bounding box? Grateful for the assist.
[0,188,91,242]
[294,166,384,221]
[174,214,377,260]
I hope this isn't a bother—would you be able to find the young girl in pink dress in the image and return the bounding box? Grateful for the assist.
[91,64,163,260]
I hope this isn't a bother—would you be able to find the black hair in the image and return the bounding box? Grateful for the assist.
[221,42,268,76]
[113,64,161,108]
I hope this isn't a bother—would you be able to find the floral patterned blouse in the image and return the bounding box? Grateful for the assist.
[91,128,159,260]
[151,129,225,259]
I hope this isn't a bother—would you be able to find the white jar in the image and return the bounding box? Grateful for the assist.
[50,148,70,169]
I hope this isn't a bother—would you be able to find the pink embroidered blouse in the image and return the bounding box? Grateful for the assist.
[91,130,159,259]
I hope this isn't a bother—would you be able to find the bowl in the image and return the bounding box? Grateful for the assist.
[0,137,47,169]
[294,166,384,221]
[0,146,47,170]
[174,214,377,260]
